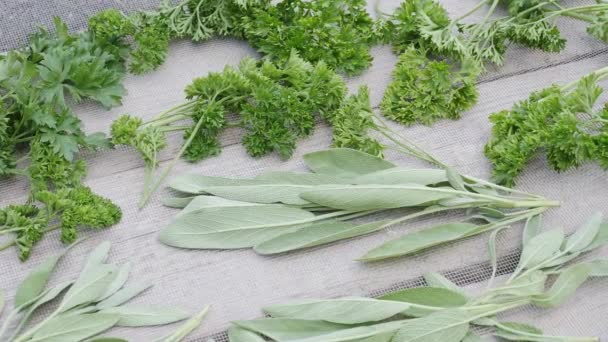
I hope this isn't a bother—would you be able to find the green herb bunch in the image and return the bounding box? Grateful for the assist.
[0,241,208,342]
[160,124,559,259]
[485,67,608,186]
[377,0,608,126]
[88,0,270,75]
[228,214,608,341]
[0,18,125,260]
[240,0,378,75]
[110,52,378,207]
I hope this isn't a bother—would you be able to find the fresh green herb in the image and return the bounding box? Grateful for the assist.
[110,52,362,207]
[377,0,608,126]
[0,17,125,260]
[240,0,377,75]
[484,67,608,186]
[229,214,608,341]
[0,241,205,342]
[159,120,558,257]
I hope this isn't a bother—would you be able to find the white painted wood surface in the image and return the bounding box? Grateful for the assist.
[1,1,607,341]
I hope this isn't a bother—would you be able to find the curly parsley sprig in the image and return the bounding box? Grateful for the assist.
[485,66,608,186]
[377,0,608,126]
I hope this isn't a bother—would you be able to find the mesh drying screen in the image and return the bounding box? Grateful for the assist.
[0,0,607,341]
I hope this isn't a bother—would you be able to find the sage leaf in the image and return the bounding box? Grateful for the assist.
[515,229,564,272]
[496,271,547,297]
[97,282,153,309]
[303,148,396,177]
[162,196,195,208]
[233,318,353,340]
[160,206,314,249]
[180,196,261,215]
[168,174,260,194]
[161,306,209,342]
[254,220,389,255]
[488,226,509,286]
[263,297,410,324]
[446,167,466,191]
[542,252,581,268]
[392,309,472,342]
[583,223,608,252]
[100,305,190,327]
[15,251,64,308]
[422,273,465,296]
[301,185,455,211]
[83,241,112,272]
[378,287,467,317]
[255,171,351,185]
[360,222,479,262]
[533,263,592,307]
[564,213,602,252]
[31,313,119,342]
[228,326,266,342]
[351,168,447,186]
[12,282,74,337]
[88,338,128,342]
[494,322,542,341]
[522,215,542,245]
[350,332,396,342]
[289,321,407,342]
[200,184,347,205]
[58,264,117,312]
[99,263,131,301]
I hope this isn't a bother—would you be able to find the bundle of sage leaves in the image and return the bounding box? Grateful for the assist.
[160,145,559,260]
[228,214,608,341]
[0,241,208,342]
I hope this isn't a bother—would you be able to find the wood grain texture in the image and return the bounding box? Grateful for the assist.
[1,0,607,340]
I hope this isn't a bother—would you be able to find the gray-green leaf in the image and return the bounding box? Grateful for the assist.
[228,326,266,342]
[565,213,603,253]
[494,321,542,341]
[532,263,592,307]
[96,282,153,309]
[516,229,564,272]
[583,223,608,252]
[99,263,131,301]
[423,273,465,297]
[360,222,479,262]
[160,205,314,249]
[58,264,117,312]
[161,306,209,342]
[255,171,351,185]
[522,215,542,245]
[168,174,260,194]
[30,313,118,342]
[392,309,472,342]
[263,297,410,324]
[378,287,467,317]
[446,167,466,191]
[162,196,195,208]
[15,252,64,308]
[303,148,396,178]
[300,185,455,211]
[100,305,190,327]
[352,168,447,186]
[254,220,389,255]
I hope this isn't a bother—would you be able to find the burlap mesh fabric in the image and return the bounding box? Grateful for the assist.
[0,0,607,341]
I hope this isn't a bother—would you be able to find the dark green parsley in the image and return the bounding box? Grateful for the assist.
[240,0,377,75]
[485,69,608,186]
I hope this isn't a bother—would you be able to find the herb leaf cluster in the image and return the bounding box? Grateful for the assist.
[0,241,207,342]
[228,214,608,341]
[0,18,125,260]
[377,0,608,126]
[485,69,608,186]
[160,147,558,259]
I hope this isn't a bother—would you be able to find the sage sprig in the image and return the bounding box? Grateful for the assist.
[0,242,207,342]
[160,146,558,260]
[229,214,608,342]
